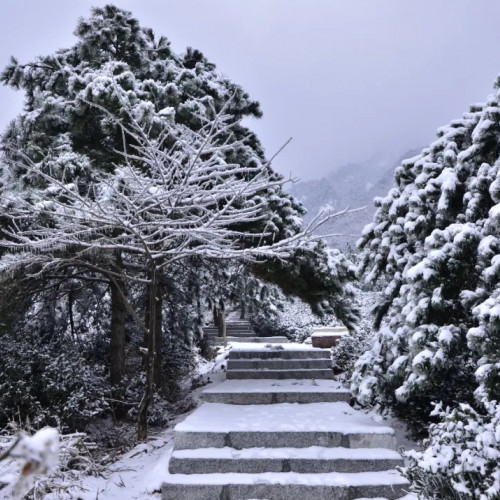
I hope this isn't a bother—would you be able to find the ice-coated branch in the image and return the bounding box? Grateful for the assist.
[0,90,348,282]
[0,428,59,500]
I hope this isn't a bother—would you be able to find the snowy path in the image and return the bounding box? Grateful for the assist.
[163,344,414,499]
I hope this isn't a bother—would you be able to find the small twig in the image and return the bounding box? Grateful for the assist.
[0,434,22,462]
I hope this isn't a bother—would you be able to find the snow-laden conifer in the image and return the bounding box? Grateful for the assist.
[353,77,500,432]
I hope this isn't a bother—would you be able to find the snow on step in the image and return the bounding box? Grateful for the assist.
[201,379,350,404]
[169,446,403,474]
[204,379,348,393]
[172,446,401,461]
[161,470,408,500]
[175,402,395,435]
[174,402,397,450]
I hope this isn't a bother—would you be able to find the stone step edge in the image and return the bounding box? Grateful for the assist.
[228,350,329,358]
[228,358,331,365]
[210,338,290,344]
[200,390,350,396]
[162,482,408,500]
[210,336,290,341]
[226,369,333,376]
[200,392,351,404]
[162,470,408,486]
[226,361,331,368]
[171,446,402,460]
[226,368,333,371]
[173,430,397,451]
[207,334,256,337]
[168,456,403,474]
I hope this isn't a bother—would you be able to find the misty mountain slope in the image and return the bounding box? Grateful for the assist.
[289,149,421,248]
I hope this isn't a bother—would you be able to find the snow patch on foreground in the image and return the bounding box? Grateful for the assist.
[72,433,174,499]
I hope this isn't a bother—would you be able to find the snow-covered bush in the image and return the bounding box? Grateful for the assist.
[0,335,109,432]
[331,289,378,377]
[403,400,500,499]
[160,333,196,401]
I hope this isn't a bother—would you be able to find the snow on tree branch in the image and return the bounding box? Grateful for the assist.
[0,90,349,280]
[0,428,58,500]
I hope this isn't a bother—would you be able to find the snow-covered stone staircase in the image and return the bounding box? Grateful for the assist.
[226,346,334,380]
[205,317,289,345]
[162,345,409,499]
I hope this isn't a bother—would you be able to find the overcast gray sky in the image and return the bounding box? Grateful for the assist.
[1,1,500,180]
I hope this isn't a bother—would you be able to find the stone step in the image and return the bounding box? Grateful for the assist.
[227,358,331,370]
[204,325,253,328]
[173,403,397,451]
[201,379,351,405]
[201,390,351,404]
[205,331,256,337]
[162,470,408,500]
[209,323,252,327]
[169,446,403,474]
[226,368,334,379]
[175,429,397,450]
[229,348,330,359]
[210,336,289,345]
[205,329,255,334]
[220,324,253,328]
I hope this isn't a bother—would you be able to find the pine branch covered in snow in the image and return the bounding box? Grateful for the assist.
[403,400,500,499]
[1,93,341,272]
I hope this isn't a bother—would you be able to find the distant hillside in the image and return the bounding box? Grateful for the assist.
[289,149,421,249]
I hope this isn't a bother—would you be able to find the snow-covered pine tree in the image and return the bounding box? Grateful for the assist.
[0,4,306,387]
[352,76,500,437]
[1,6,357,328]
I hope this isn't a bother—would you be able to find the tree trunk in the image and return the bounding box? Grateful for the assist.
[240,300,246,320]
[213,305,219,327]
[110,255,126,386]
[68,288,76,340]
[137,268,161,441]
[153,282,162,387]
[144,284,151,347]
[217,302,227,347]
[220,310,227,347]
